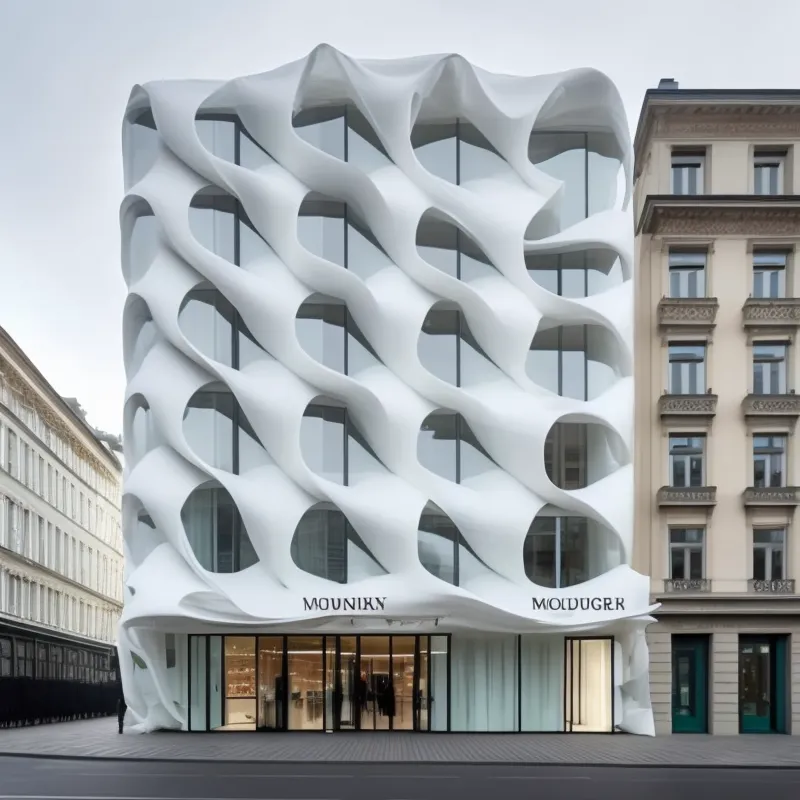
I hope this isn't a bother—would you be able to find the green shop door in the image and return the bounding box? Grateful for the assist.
[739,635,788,734]
[671,636,708,733]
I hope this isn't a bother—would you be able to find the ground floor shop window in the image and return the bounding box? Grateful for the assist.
[187,633,615,732]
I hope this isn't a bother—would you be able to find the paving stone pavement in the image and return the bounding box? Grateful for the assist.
[0,718,799,766]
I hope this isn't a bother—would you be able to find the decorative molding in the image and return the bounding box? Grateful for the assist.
[748,578,796,595]
[742,486,800,506]
[0,353,118,483]
[651,207,800,237]
[742,393,800,417]
[743,298,800,327]
[657,297,718,330]
[657,485,717,506]
[659,393,718,418]
[652,106,800,139]
[663,578,712,593]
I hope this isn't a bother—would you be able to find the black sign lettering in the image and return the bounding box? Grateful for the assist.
[302,596,387,613]
[532,597,626,612]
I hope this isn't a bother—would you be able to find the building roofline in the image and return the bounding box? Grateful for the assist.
[634,87,800,179]
[0,325,121,472]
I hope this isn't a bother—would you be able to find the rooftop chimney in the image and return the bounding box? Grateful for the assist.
[658,78,679,90]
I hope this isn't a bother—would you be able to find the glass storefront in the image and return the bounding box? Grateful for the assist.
[186,634,614,733]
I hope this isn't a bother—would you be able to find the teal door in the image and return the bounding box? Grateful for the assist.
[671,636,708,733]
[739,636,788,733]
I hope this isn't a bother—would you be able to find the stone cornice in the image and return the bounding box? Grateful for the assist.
[638,195,800,236]
[635,96,800,178]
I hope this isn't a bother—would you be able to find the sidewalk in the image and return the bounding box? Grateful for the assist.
[0,718,798,766]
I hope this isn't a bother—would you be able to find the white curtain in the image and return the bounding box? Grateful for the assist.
[520,635,564,731]
[450,635,518,731]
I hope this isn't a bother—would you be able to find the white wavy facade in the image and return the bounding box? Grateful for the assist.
[119,45,656,736]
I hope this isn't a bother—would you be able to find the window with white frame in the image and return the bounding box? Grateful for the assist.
[669,528,704,580]
[753,250,788,299]
[671,150,705,195]
[753,528,786,580]
[668,343,706,394]
[669,435,705,487]
[754,150,786,195]
[669,250,707,298]
[753,342,788,394]
[753,435,786,487]
[7,430,17,478]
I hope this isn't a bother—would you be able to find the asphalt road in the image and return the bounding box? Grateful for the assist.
[0,756,798,800]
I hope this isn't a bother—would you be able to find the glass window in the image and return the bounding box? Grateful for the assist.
[417,505,483,586]
[754,150,786,196]
[669,435,705,487]
[418,306,498,387]
[524,516,623,588]
[179,288,263,369]
[753,343,788,395]
[293,104,390,172]
[526,248,623,298]
[529,132,588,228]
[416,212,497,282]
[669,250,706,299]
[753,529,785,580]
[183,388,268,474]
[181,484,259,573]
[412,119,506,185]
[671,151,705,195]
[528,324,620,400]
[753,435,786,488]
[417,411,495,483]
[290,505,385,583]
[668,344,705,394]
[669,528,704,580]
[753,251,787,299]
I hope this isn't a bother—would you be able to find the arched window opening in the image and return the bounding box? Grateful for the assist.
[179,288,265,369]
[417,410,495,483]
[418,303,500,387]
[300,400,383,486]
[183,386,269,474]
[291,504,385,583]
[525,248,624,298]
[295,295,381,376]
[194,113,273,170]
[293,104,390,171]
[417,503,485,586]
[527,323,622,400]
[524,514,623,589]
[297,193,392,281]
[416,212,497,282]
[411,118,507,185]
[544,421,626,490]
[181,484,259,573]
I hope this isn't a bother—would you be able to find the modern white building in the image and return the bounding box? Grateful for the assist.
[119,45,655,735]
[0,325,124,681]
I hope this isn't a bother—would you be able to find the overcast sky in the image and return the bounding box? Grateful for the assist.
[1,0,798,434]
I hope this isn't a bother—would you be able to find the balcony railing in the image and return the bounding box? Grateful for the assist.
[742,486,800,506]
[748,579,796,594]
[657,486,717,507]
[663,578,711,593]
[742,393,800,418]
[658,297,719,330]
[742,297,800,328]
[659,393,718,419]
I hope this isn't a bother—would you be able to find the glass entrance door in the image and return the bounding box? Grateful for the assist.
[360,636,392,730]
[671,636,708,733]
[564,637,613,732]
[740,635,788,733]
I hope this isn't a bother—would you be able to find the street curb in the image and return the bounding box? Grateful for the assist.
[0,751,798,769]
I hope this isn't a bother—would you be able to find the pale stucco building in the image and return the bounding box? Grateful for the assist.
[634,80,800,734]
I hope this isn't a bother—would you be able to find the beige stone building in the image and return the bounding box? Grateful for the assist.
[634,81,800,735]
